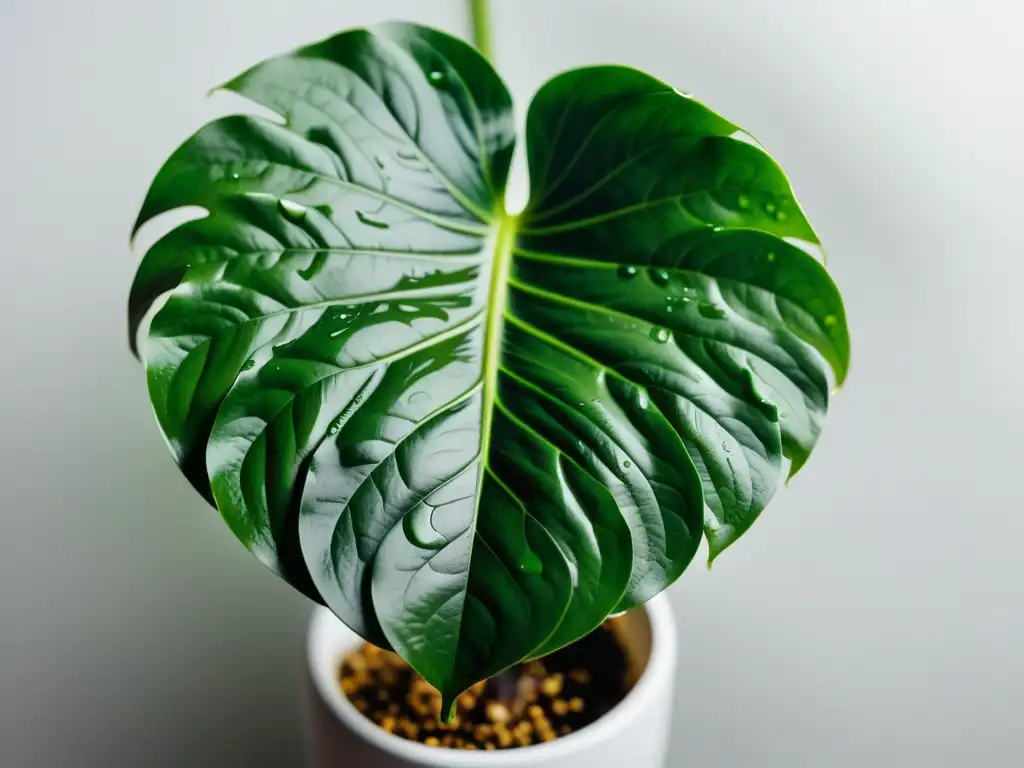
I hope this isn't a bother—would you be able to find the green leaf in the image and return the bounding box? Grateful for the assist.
[130,23,849,710]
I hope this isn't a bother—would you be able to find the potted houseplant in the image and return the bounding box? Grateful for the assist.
[127,1,849,764]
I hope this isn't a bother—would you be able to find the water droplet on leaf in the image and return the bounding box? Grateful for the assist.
[781,411,789,418]
[766,252,777,263]
[404,504,447,550]
[698,302,726,320]
[356,210,390,229]
[765,202,777,215]
[775,210,788,222]
[229,172,240,181]
[824,314,838,327]
[397,149,418,161]
[278,199,307,221]
[623,459,633,469]
[298,252,328,282]
[240,359,255,371]
[618,265,638,280]
[737,194,750,209]
[649,327,671,344]
[428,70,446,85]
[651,269,670,287]
[408,391,432,406]
[519,548,543,575]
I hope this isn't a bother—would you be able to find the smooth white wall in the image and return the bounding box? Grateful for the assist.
[1,1,1019,765]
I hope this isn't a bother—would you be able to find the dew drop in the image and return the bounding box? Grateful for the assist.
[665,305,674,313]
[356,210,390,229]
[698,302,726,320]
[404,504,447,550]
[823,314,838,327]
[766,252,777,263]
[765,202,777,215]
[278,199,307,221]
[637,391,649,410]
[649,327,671,344]
[408,391,432,406]
[240,359,255,371]
[428,70,446,85]
[775,210,788,222]
[327,417,343,436]
[298,252,328,282]
[781,411,789,418]
[618,265,638,280]
[651,269,670,287]
[229,172,241,181]
[397,149,419,161]
[329,313,351,338]
[623,459,633,469]
[737,194,750,209]
[519,548,543,575]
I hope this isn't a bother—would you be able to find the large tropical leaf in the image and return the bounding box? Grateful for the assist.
[130,22,849,713]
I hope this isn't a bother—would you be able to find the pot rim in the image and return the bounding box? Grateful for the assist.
[307,593,677,766]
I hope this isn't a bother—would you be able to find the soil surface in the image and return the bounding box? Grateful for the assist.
[339,621,630,750]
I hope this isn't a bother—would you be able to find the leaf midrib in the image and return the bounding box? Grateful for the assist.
[474,211,518,497]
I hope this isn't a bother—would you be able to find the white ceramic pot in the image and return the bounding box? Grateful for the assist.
[304,594,677,768]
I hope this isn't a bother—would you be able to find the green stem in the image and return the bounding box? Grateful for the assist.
[468,0,494,62]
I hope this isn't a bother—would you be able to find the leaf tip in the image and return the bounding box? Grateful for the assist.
[785,452,807,484]
[439,693,459,724]
[127,328,142,360]
[832,360,851,392]
[129,212,146,245]
[706,538,727,569]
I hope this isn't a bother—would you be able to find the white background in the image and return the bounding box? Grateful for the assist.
[1,1,1021,765]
